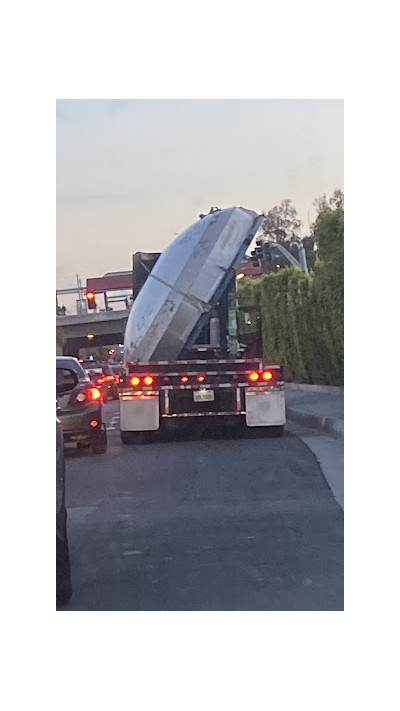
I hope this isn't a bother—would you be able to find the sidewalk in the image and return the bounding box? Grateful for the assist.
[285,383,344,439]
[284,383,344,511]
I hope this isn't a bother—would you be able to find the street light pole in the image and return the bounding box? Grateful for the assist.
[290,241,308,273]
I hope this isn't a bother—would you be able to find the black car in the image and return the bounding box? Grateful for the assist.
[80,360,120,401]
[56,356,107,454]
[56,380,74,605]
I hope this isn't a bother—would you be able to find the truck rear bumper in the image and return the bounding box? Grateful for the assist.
[119,385,285,431]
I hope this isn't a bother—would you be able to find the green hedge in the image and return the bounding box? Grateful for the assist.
[238,214,344,385]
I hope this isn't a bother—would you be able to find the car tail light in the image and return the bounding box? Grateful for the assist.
[143,375,154,386]
[97,376,106,384]
[75,386,102,403]
[130,376,141,386]
[106,375,115,381]
[197,375,205,382]
[248,371,259,381]
[90,420,99,427]
[181,375,189,382]
[261,370,274,381]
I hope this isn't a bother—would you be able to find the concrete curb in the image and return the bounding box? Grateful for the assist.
[285,407,344,438]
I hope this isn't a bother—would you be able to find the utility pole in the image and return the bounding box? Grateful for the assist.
[76,274,88,315]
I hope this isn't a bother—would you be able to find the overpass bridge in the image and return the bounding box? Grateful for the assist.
[56,309,130,357]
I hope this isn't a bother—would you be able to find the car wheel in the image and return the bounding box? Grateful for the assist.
[56,536,72,605]
[91,425,107,454]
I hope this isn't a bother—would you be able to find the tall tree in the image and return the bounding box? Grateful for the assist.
[314,207,344,268]
[313,188,344,217]
[261,199,302,244]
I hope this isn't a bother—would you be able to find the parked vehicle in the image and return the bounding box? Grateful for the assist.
[56,356,107,454]
[119,206,285,443]
[81,361,119,401]
[56,372,76,605]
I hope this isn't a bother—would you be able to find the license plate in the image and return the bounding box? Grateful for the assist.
[193,389,214,402]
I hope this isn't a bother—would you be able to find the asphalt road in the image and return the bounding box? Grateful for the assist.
[59,400,344,611]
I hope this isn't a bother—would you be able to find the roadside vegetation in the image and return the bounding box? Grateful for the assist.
[238,190,344,385]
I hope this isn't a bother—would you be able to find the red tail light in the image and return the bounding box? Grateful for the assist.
[181,376,189,383]
[90,420,99,427]
[197,375,205,382]
[261,370,274,381]
[130,376,141,386]
[76,386,102,403]
[248,371,259,381]
[143,375,154,386]
[106,375,115,381]
[97,376,106,384]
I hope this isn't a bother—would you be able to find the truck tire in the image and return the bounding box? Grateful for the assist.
[120,430,159,444]
[269,425,284,437]
[91,425,107,454]
[120,430,136,444]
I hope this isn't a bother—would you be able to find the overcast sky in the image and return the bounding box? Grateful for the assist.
[56,99,343,301]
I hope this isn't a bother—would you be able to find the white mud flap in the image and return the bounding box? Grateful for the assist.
[120,395,160,431]
[245,389,286,427]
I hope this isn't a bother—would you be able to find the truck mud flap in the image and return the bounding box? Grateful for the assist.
[245,389,286,427]
[120,395,160,432]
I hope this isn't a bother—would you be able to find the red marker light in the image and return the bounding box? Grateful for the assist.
[261,370,274,381]
[130,376,140,386]
[197,375,205,382]
[248,371,259,381]
[143,375,154,386]
[90,420,99,427]
[181,376,189,382]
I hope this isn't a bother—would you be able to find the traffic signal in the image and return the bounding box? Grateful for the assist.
[262,242,273,261]
[250,241,263,265]
[86,291,97,310]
